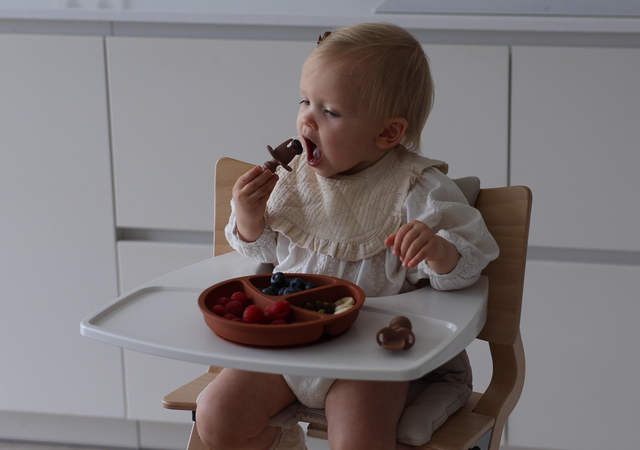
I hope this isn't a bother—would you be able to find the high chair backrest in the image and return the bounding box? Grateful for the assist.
[474,186,532,345]
[214,158,255,257]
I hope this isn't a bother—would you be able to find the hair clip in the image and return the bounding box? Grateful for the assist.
[317,31,332,45]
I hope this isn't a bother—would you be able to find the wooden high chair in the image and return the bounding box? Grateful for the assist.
[162,157,532,450]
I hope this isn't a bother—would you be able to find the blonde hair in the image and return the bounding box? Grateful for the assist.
[308,22,433,153]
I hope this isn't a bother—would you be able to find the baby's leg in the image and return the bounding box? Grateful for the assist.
[196,368,297,450]
[324,379,415,450]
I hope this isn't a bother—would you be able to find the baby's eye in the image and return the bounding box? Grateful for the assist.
[325,109,339,118]
[299,99,310,107]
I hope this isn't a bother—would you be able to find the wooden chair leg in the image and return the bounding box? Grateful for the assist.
[306,422,328,439]
[469,429,492,450]
[187,422,211,450]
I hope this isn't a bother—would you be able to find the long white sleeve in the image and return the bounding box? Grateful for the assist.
[405,168,499,291]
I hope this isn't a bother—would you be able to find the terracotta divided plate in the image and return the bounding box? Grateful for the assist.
[198,274,365,347]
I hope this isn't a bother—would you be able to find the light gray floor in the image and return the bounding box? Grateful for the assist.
[0,443,119,450]
[305,435,330,450]
[0,439,530,450]
[0,442,330,450]
[0,433,331,450]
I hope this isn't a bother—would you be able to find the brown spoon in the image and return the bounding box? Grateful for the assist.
[263,138,303,172]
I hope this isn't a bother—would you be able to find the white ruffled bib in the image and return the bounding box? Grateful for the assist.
[266,147,447,261]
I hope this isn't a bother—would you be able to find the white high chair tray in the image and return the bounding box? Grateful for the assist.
[81,251,487,381]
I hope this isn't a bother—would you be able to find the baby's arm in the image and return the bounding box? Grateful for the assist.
[390,167,499,290]
[225,198,278,265]
[232,166,279,242]
[384,221,460,273]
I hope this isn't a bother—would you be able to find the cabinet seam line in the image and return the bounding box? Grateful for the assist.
[102,34,129,420]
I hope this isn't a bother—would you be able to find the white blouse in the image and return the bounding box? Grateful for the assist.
[225,167,499,296]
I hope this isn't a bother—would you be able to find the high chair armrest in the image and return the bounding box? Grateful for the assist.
[162,368,221,411]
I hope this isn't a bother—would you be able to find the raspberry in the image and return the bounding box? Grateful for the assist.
[223,314,237,320]
[230,291,250,308]
[212,304,226,316]
[224,300,244,317]
[231,317,244,322]
[216,296,231,307]
[265,300,292,322]
[243,305,268,324]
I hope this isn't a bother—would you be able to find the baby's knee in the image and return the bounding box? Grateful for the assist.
[195,389,246,448]
[195,403,241,449]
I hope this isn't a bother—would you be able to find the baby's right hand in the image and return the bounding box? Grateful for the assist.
[232,166,279,242]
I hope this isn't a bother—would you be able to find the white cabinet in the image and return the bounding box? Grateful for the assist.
[511,46,640,251]
[107,37,315,232]
[423,45,510,188]
[0,34,123,417]
[509,260,640,450]
[117,241,212,423]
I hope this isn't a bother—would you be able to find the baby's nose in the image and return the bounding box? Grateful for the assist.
[300,110,318,131]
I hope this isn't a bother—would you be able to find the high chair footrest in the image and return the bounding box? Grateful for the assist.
[162,371,220,411]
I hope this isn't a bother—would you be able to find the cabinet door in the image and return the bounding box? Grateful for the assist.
[107,37,314,232]
[511,46,640,251]
[0,35,123,417]
[508,260,640,449]
[117,241,211,422]
[422,45,509,188]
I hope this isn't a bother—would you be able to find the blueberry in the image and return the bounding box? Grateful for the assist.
[289,277,306,290]
[282,287,301,295]
[304,282,317,290]
[271,272,289,288]
[277,286,289,296]
[261,287,277,295]
[291,139,303,154]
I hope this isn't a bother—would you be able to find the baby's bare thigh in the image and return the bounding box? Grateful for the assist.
[325,379,410,450]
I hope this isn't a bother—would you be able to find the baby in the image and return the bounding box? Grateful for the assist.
[196,22,499,450]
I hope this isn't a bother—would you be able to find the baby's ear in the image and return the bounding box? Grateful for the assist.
[376,118,408,149]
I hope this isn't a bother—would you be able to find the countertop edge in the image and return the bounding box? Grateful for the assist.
[1,9,639,34]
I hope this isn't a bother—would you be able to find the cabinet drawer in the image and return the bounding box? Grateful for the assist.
[107,37,314,232]
[511,46,640,251]
[108,38,510,233]
[509,260,640,449]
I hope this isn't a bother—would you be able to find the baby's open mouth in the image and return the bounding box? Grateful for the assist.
[304,137,323,165]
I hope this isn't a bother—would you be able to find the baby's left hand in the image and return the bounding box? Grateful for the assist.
[385,220,460,274]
